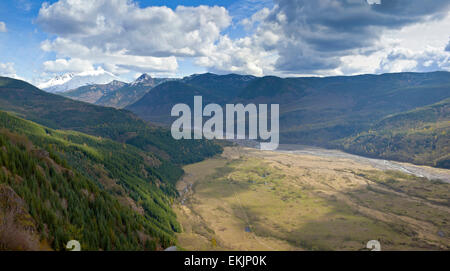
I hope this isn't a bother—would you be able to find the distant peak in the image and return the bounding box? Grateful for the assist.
[132,73,154,85]
[182,72,257,82]
[138,73,152,80]
[38,69,118,92]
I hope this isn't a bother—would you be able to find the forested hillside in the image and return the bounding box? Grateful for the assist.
[0,76,223,250]
[337,98,450,168]
[0,112,176,250]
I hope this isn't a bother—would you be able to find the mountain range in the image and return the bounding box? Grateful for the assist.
[60,73,175,108]
[124,72,450,168]
[46,71,450,168]
[48,71,449,168]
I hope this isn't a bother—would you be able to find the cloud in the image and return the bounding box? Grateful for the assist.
[196,7,280,76]
[192,0,450,76]
[34,0,450,77]
[240,7,271,31]
[0,62,15,75]
[0,22,6,32]
[446,40,450,52]
[16,0,32,12]
[229,0,273,23]
[36,0,231,74]
[41,38,179,74]
[263,0,450,73]
[43,58,95,73]
[0,62,23,80]
[378,47,450,73]
[195,35,276,76]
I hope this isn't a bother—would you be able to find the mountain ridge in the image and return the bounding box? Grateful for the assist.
[60,73,176,108]
[0,76,222,165]
[125,71,450,168]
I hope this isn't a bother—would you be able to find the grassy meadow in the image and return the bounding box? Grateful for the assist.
[174,147,450,251]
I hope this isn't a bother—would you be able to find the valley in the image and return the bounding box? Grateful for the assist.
[1,0,449,255]
[1,73,448,251]
[174,146,450,251]
[125,72,450,169]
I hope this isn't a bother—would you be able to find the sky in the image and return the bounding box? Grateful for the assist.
[0,0,449,84]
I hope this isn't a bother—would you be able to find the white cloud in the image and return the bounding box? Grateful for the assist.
[41,37,179,74]
[195,35,276,76]
[0,22,7,32]
[37,0,231,75]
[43,58,95,73]
[35,0,450,77]
[0,62,15,75]
[378,47,450,73]
[195,7,280,76]
[0,62,24,80]
[338,13,450,75]
[240,7,271,31]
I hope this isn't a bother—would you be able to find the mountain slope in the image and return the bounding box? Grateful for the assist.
[0,76,223,250]
[0,76,222,165]
[181,73,256,99]
[127,81,214,124]
[0,111,177,250]
[95,74,175,108]
[60,80,126,104]
[337,98,450,168]
[60,73,176,109]
[126,73,257,124]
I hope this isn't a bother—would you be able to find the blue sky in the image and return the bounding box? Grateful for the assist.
[0,0,449,85]
[0,0,272,82]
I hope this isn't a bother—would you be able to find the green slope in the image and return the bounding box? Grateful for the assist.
[0,76,223,250]
[337,98,450,168]
[0,76,222,165]
[0,111,177,250]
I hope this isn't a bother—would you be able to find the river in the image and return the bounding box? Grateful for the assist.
[232,140,450,183]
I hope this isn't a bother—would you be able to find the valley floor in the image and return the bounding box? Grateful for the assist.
[174,146,450,251]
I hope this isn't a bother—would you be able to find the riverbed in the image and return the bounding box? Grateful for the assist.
[231,140,450,183]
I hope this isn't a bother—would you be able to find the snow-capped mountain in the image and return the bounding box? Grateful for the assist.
[38,69,119,93]
[38,73,75,90]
